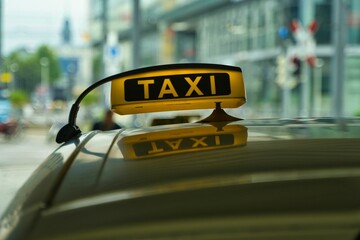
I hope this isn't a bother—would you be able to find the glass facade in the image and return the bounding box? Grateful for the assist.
[91,0,360,117]
[348,0,360,44]
[198,0,281,60]
[345,56,360,115]
[141,33,161,66]
[314,0,331,45]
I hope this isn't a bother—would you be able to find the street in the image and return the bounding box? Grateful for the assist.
[0,128,56,217]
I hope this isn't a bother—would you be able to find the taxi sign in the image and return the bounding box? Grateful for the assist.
[118,124,247,159]
[111,63,245,115]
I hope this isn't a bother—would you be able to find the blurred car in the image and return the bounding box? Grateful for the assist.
[0,90,22,139]
[1,64,360,240]
[0,119,21,139]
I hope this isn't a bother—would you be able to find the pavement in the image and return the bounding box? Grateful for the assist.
[0,127,57,217]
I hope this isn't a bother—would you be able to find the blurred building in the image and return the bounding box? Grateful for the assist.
[57,17,93,101]
[89,0,360,118]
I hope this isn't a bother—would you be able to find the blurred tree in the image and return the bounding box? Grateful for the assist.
[355,109,360,117]
[35,45,61,83]
[9,89,28,108]
[92,53,104,82]
[6,51,38,93]
[4,45,61,94]
[81,89,100,106]
[92,52,102,82]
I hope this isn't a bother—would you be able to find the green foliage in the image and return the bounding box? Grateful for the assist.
[92,52,102,81]
[82,90,100,106]
[35,45,61,82]
[9,90,28,107]
[355,109,360,117]
[4,45,61,94]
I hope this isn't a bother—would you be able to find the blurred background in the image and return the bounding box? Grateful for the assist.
[0,0,359,215]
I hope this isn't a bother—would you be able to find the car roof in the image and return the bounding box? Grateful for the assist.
[51,119,360,204]
[27,119,360,239]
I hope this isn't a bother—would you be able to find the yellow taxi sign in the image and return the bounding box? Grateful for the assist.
[111,63,245,115]
[118,124,247,159]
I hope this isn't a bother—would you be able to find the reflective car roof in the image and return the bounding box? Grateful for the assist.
[27,119,360,239]
[51,119,360,205]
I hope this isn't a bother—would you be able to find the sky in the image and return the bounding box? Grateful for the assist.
[3,0,89,55]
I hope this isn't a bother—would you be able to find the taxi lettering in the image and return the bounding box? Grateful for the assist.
[158,78,179,98]
[147,137,213,154]
[190,137,207,147]
[133,134,235,157]
[164,139,183,150]
[139,76,210,99]
[124,73,231,101]
[184,76,204,96]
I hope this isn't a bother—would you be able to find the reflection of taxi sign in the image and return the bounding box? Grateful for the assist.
[111,63,245,115]
[118,124,247,159]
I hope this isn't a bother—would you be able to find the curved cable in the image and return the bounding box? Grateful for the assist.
[55,76,113,143]
[55,63,242,144]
